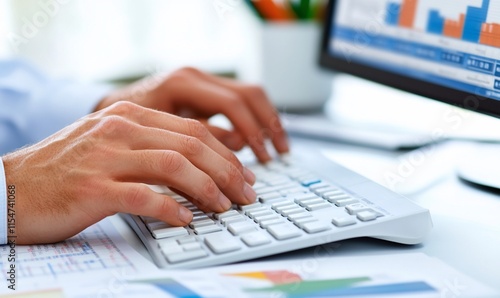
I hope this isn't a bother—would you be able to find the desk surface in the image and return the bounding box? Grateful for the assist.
[111,136,500,292]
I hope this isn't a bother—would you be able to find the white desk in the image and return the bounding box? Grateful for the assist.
[111,136,500,292]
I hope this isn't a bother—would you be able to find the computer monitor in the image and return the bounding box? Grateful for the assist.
[320,0,500,189]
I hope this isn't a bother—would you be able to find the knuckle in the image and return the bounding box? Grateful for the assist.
[106,101,139,116]
[159,151,185,174]
[176,67,200,77]
[201,179,220,200]
[89,115,128,139]
[167,67,199,83]
[185,119,209,139]
[153,197,174,219]
[244,85,266,99]
[123,185,150,210]
[182,136,204,157]
[225,164,244,187]
[226,94,245,109]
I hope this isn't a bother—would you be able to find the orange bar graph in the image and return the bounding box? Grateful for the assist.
[480,23,500,47]
[398,0,418,28]
[443,14,465,39]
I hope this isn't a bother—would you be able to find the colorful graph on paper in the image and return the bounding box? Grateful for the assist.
[223,270,437,297]
[0,219,145,284]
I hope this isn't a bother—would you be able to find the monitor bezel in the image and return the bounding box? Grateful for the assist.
[319,0,500,119]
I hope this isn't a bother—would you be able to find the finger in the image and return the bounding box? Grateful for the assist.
[189,70,290,155]
[101,102,253,179]
[164,80,273,162]
[112,183,193,226]
[116,127,256,203]
[202,123,246,151]
[114,149,240,212]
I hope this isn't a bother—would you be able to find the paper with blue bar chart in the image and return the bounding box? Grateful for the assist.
[96,253,497,298]
[331,0,500,101]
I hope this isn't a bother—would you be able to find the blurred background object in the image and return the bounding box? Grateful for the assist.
[0,0,258,82]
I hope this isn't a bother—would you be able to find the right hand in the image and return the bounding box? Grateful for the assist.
[2,102,257,244]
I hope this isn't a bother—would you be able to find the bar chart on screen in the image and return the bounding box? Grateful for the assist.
[385,0,500,47]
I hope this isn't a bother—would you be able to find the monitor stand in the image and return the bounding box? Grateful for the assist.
[456,143,500,190]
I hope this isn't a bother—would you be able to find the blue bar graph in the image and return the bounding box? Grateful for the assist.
[427,10,444,34]
[386,3,401,26]
[463,0,490,42]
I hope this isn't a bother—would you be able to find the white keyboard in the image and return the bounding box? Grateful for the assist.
[123,148,432,269]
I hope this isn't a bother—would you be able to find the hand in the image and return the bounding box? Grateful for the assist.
[95,67,290,162]
[2,102,257,244]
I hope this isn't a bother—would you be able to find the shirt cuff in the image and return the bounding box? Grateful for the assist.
[0,157,7,245]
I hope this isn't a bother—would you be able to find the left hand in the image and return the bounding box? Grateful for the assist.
[95,67,289,162]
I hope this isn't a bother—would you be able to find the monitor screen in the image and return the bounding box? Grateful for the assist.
[321,0,500,118]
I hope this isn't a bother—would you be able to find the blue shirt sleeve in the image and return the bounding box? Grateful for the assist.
[0,59,114,155]
[0,59,114,245]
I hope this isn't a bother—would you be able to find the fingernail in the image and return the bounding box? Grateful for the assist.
[243,167,256,185]
[244,183,257,203]
[219,193,232,210]
[178,207,192,223]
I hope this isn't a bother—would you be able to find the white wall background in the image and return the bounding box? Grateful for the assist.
[0,0,257,82]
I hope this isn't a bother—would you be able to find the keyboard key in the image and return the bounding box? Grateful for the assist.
[205,233,242,254]
[273,204,300,213]
[147,221,169,231]
[161,243,184,255]
[177,236,198,245]
[238,203,263,211]
[220,215,246,226]
[141,216,162,224]
[280,187,308,195]
[357,210,378,222]
[189,219,215,229]
[314,187,341,196]
[194,225,222,235]
[292,193,320,203]
[309,182,334,190]
[301,221,331,234]
[323,190,346,197]
[271,201,295,210]
[214,210,240,220]
[260,219,285,228]
[191,214,210,222]
[334,199,358,207]
[182,242,202,251]
[279,207,305,217]
[326,195,352,204]
[332,216,357,227]
[258,192,282,203]
[247,210,274,219]
[244,207,267,216]
[157,239,178,249]
[294,217,318,227]
[228,221,256,236]
[165,249,208,264]
[306,202,332,211]
[287,212,313,222]
[252,182,267,190]
[253,214,280,223]
[241,231,272,247]
[346,203,372,215]
[152,227,189,239]
[300,178,322,187]
[267,223,302,240]
[298,198,325,207]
